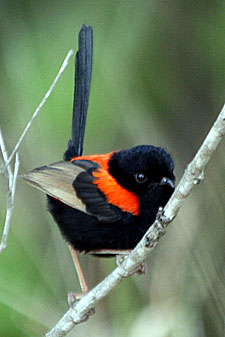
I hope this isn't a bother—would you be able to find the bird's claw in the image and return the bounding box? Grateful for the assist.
[67,291,88,306]
[78,308,96,323]
[116,255,147,277]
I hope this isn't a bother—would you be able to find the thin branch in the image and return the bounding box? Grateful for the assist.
[0,50,74,253]
[0,127,20,253]
[0,154,20,253]
[0,127,13,184]
[7,49,74,166]
[46,103,225,337]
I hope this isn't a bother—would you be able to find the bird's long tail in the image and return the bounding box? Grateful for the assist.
[64,24,93,161]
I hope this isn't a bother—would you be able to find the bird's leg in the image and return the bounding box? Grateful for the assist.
[67,245,88,305]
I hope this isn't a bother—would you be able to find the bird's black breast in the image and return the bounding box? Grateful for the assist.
[47,177,174,253]
[47,196,146,253]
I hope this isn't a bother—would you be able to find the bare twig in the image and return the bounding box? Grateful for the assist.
[0,154,20,253]
[0,50,74,253]
[0,127,20,253]
[46,103,225,337]
[0,127,13,183]
[7,49,74,166]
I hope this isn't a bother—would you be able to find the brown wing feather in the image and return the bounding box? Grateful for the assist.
[21,161,88,214]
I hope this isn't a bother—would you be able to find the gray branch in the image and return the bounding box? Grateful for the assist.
[0,50,74,253]
[7,50,74,166]
[46,103,225,337]
[0,128,20,253]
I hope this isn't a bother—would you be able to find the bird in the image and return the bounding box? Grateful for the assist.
[22,24,175,300]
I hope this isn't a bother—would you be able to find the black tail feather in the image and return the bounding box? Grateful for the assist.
[64,24,93,161]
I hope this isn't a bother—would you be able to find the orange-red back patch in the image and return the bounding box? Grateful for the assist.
[71,152,113,171]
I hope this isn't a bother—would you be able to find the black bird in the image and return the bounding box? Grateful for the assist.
[22,25,175,299]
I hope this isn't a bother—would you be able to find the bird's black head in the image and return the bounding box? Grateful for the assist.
[108,145,175,196]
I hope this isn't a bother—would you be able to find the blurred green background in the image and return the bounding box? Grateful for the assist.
[0,1,225,336]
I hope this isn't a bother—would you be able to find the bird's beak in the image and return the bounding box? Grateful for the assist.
[159,177,175,189]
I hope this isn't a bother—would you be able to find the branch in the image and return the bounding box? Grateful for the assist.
[7,50,74,166]
[46,103,225,337]
[0,127,13,182]
[0,50,74,253]
[0,127,20,253]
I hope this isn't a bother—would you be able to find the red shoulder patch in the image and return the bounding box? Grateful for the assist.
[93,169,139,216]
[71,152,140,216]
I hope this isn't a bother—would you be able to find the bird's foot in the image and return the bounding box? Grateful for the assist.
[67,290,88,306]
[116,255,147,277]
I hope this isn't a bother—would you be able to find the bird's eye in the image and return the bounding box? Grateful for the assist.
[135,172,147,183]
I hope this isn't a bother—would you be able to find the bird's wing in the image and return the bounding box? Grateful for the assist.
[21,160,122,222]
